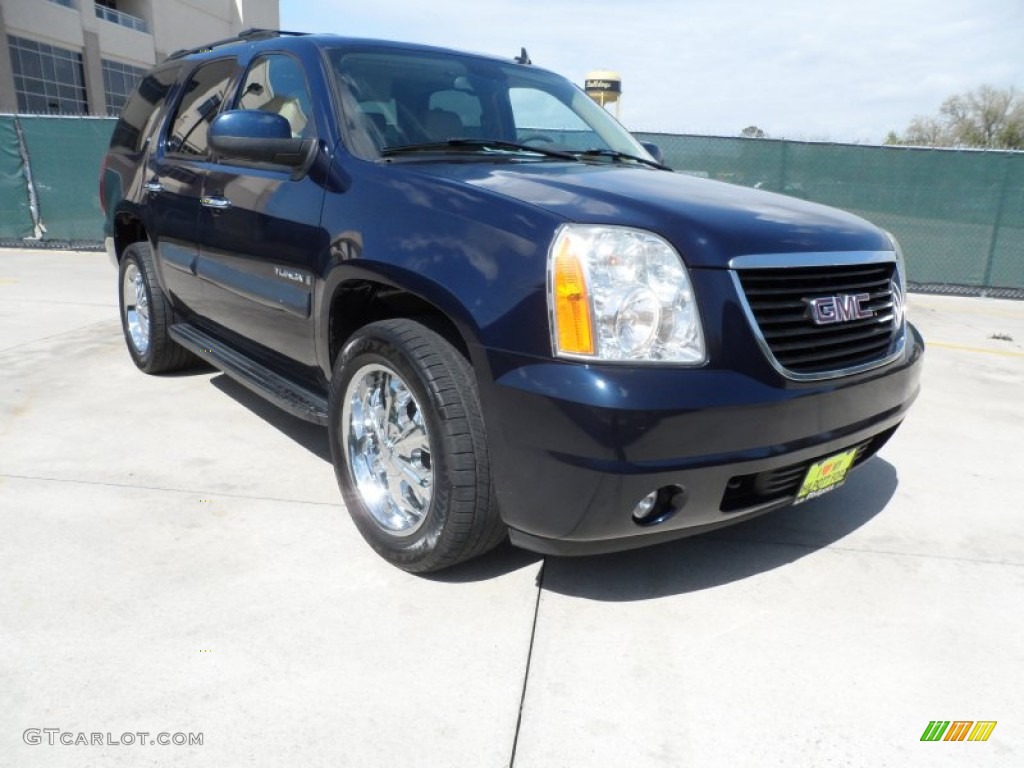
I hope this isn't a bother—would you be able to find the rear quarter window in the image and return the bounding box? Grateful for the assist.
[109,64,181,152]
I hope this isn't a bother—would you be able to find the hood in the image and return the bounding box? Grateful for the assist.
[403,161,890,267]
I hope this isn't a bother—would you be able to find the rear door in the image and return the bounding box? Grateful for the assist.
[104,62,181,240]
[145,57,237,318]
[196,51,326,370]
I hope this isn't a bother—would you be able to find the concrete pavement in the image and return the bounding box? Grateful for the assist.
[1,250,1021,767]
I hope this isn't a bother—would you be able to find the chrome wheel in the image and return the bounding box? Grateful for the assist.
[122,262,150,355]
[341,363,434,536]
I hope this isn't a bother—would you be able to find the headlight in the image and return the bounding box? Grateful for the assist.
[548,225,705,363]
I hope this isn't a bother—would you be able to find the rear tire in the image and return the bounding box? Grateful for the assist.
[328,319,505,572]
[118,241,195,374]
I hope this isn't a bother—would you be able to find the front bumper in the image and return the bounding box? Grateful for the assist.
[478,324,924,556]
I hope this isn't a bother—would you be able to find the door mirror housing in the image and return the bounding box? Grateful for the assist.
[640,141,665,165]
[209,110,314,169]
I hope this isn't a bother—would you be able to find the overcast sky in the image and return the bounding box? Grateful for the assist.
[280,0,1024,144]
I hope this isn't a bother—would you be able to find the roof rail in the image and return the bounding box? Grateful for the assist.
[166,28,309,61]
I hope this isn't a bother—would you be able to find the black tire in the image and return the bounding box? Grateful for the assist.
[328,319,505,572]
[118,241,195,374]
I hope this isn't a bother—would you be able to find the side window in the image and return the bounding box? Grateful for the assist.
[166,58,235,157]
[236,54,315,138]
[110,64,180,152]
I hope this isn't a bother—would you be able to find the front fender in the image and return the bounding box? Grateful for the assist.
[315,258,488,377]
[315,156,569,376]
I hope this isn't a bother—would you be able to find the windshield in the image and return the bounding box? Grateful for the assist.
[326,48,651,162]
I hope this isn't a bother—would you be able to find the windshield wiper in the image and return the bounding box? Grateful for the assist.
[381,138,578,161]
[572,148,670,170]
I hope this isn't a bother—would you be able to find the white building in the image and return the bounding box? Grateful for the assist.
[0,0,280,115]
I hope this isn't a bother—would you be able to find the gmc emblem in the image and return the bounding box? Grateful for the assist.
[807,293,874,325]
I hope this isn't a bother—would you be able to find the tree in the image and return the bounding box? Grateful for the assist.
[740,125,766,139]
[887,85,1024,149]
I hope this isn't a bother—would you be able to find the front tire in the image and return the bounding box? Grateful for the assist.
[328,319,505,572]
[118,241,194,374]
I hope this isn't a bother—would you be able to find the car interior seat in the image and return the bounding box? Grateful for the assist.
[423,109,463,142]
[267,96,309,138]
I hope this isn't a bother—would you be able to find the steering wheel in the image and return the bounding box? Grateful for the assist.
[520,134,555,145]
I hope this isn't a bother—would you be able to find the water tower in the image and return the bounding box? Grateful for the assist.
[585,71,622,119]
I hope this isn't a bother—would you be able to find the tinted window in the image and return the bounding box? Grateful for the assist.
[236,54,316,138]
[429,89,483,133]
[109,64,180,151]
[166,58,236,156]
[328,49,648,160]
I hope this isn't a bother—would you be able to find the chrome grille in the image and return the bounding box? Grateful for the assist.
[735,261,900,376]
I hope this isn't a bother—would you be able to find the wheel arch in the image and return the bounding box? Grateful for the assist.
[322,266,482,376]
[112,207,149,262]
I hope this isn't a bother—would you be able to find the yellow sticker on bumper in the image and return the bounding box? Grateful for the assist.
[794,448,858,504]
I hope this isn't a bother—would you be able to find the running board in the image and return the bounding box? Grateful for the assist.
[170,323,329,425]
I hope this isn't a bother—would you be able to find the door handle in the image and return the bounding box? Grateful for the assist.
[201,196,232,210]
[144,180,163,193]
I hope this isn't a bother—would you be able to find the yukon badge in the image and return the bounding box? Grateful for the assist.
[807,293,874,325]
[274,266,310,286]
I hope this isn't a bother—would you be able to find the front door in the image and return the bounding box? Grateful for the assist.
[196,52,326,371]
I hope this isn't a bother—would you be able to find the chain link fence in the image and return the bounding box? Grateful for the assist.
[636,132,1024,296]
[0,116,1020,295]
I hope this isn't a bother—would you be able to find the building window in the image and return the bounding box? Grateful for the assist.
[7,35,87,114]
[103,59,148,115]
[47,0,76,9]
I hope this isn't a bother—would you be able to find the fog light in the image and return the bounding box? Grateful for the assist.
[632,491,659,520]
[631,485,685,526]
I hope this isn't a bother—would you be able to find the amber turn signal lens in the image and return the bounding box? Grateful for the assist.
[552,238,595,355]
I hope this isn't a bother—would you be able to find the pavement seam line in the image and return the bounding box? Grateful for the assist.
[0,297,116,308]
[0,472,340,507]
[4,473,1019,566]
[509,559,545,768]
[911,301,1024,320]
[925,340,1024,358]
[0,319,113,355]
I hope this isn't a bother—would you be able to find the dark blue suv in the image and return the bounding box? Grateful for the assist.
[101,29,923,572]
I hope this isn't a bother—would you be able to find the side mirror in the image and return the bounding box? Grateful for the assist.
[640,141,665,165]
[209,110,314,168]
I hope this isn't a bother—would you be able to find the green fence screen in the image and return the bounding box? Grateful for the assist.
[636,133,1024,291]
[0,116,33,239]
[16,116,116,241]
[0,117,1020,292]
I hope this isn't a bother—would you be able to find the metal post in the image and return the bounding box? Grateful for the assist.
[13,116,45,240]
